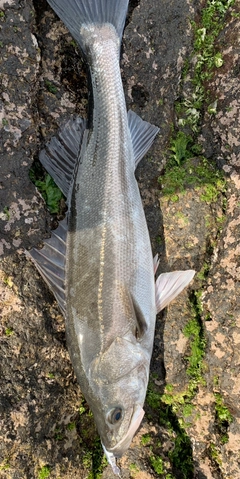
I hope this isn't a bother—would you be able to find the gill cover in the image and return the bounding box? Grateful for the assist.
[90,337,148,384]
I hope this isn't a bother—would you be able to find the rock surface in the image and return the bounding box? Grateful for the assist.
[0,0,239,478]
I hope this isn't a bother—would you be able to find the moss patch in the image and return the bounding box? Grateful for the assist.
[38,466,51,479]
[30,161,64,214]
[214,392,233,443]
[146,380,194,478]
[160,155,226,203]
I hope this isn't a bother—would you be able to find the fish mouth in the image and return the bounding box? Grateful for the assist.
[107,404,145,458]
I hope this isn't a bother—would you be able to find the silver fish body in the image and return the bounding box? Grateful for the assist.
[28,0,195,471]
[66,24,156,454]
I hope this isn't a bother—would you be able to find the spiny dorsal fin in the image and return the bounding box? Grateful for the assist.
[39,116,87,198]
[26,217,68,315]
[128,110,159,168]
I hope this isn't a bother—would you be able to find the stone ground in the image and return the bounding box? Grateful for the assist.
[0,0,239,478]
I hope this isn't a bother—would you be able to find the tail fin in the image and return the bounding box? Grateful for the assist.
[47,0,129,52]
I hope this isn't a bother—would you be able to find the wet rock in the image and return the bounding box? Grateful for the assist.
[0,0,239,478]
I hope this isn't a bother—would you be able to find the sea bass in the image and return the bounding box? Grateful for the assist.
[28,0,195,474]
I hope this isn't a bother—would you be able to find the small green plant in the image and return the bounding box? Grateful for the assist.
[5,327,14,336]
[141,433,151,446]
[38,465,50,479]
[169,131,192,165]
[45,80,58,94]
[0,460,10,471]
[129,462,140,474]
[214,393,233,425]
[55,426,64,441]
[197,262,210,281]
[67,422,76,431]
[36,174,63,214]
[146,378,194,477]
[160,156,226,203]
[30,167,63,214]
[170,0,236,143]
[169,428,194,477]
[146,380,161,409]
[3,206,10,219]
[83,451,92,469]
[2,118,8,125]
[79,404,86,415]
[83,438,108,479]
[209,443,222,466]
[150,455,164,475]
[183,292,206,383]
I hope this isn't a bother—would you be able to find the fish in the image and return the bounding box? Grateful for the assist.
[27,0,195,475]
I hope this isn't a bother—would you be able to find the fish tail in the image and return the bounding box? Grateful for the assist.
[47,0,129,53]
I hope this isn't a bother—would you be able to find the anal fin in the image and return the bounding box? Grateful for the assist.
[26,217,67,316]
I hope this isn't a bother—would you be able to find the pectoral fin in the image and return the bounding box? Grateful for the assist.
[155,270,195,313]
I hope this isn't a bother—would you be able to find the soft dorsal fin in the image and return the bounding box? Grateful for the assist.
[127,110,159,168]
[39,116,87,198]
[26,217,67,315]
[155,269,195,313]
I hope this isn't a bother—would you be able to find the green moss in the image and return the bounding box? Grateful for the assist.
[196,262,210,281]
[182,403,194,418]
[38,466,50,479]
[165,0,236,163]
[214,393,233,426]
[146,379,194,477]
[146,381,161,410]
[79,404,86,415]
[150,455,164,475]
[141,433,151,446]
[169,430,194,478]
[30,164,63,214]
[82,438,108,479]
[67,422,76,431]
[55,426,64,441]
[45,79,58,94]
[145,285,208,475]
[129,462,140,473]
[160,156,226,203]
[5,327,14,336]
[209,443,222,466]
[169,131,192,165]
[3,206,10,219]
[183,291,206,383]
[83,451,92,469]
[192,0,235,82]
[184,318,205,378]
[0,460,10,471]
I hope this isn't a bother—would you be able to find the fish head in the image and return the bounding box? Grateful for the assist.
[89,336,150,456]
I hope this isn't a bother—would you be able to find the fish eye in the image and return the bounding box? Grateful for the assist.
[107,407,123,425]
